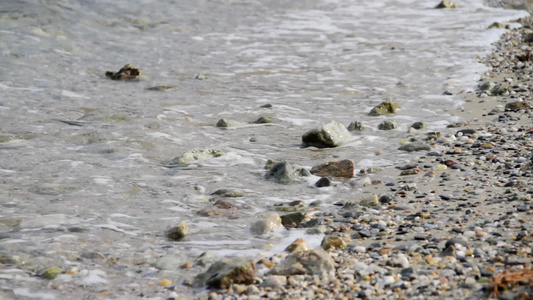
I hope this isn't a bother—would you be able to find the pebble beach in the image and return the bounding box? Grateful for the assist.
[1,1,533,300]
[201,8,533,300]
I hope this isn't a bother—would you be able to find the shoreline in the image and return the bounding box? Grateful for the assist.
[200,10,533,300]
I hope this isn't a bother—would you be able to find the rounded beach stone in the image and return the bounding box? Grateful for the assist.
[166,221,189,241]
[251,213,282,235]
[368,100,401,116]
[302,121,352,148]
[315,177,331,187]
[378,120,398,130]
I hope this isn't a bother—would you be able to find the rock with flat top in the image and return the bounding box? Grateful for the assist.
[302,121,351,148]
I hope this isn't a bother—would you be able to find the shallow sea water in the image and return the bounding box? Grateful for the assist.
[0,0,528,298]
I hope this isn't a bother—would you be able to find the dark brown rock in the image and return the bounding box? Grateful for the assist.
[310,159,355,178]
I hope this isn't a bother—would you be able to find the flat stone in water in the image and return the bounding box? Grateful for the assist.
[398,141,432,152]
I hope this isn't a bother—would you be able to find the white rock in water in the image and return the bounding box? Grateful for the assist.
[251,213,282,235]
[302,121,352,148]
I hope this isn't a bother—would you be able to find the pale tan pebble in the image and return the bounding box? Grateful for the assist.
[231,284,248,294]
[475,231,488,238]
[425,255,440,265]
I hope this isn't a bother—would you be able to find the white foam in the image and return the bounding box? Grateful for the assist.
[13,288,55,300]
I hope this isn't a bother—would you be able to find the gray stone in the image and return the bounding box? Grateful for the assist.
[254,116,273,124]
[167,148,225,165]
[153,255,186,270]
[216,118,241,127]
[435,0,456,8]
[166,221,189,241]
[410,122,425,130]
[347,121,365,131]
[378,120,398,130]
[265,161,299,184]
[368,100,401,116]
[302,121,351,148]
[398,141,431,152]
[192,257,256,289]
[269,248,335,276]
[280,212,306,227]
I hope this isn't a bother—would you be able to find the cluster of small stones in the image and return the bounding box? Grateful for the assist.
[197,13,533,300]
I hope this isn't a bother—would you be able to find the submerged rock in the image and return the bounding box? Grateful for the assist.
[269,248,335,276]
[378,120,398,130]
[216,118,241,127]
[310,159,355,178]
[302,121,351,148]
[105,64,141,80]
[265,161,299,184]
[254,116,273,124]
[410,122,425,130]
[145,85,176,91]
[368,100,401,116]
[167,148,225,165]
[285,238,312,253]
[192,257,256,289]
[347,121,365,131]
[212,189,245,197]
[398,141,432,152]
[280,212,307,227]
[250,213,282,235]
[166,221,189,241]
[38,266,63,280]
[435,0,456,8]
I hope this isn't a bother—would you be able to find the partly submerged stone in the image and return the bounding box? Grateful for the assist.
[250,213,282,235]
[166,221,189,241]
[302,121,351,148]
[310,159,355,178]
[145,85,176,91]
[368,100,401,116]
[398,141,432,152]
[315,177,331,187]
[216,118,241,127]
[321,235,347,251]
[265,161,299,184]
[378,120,398,130]
[192,257,255,289]
[285,238,311,253]
[410,122,425,130]
[39,266,63,280]
[347,121,365,131]
[435,0,456,8]
[269,248,335,276]
[105,64,141,80]
[254,116,273,124]
[212,189,245,197]
[167,148,225,165]
[280,212,307,227]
